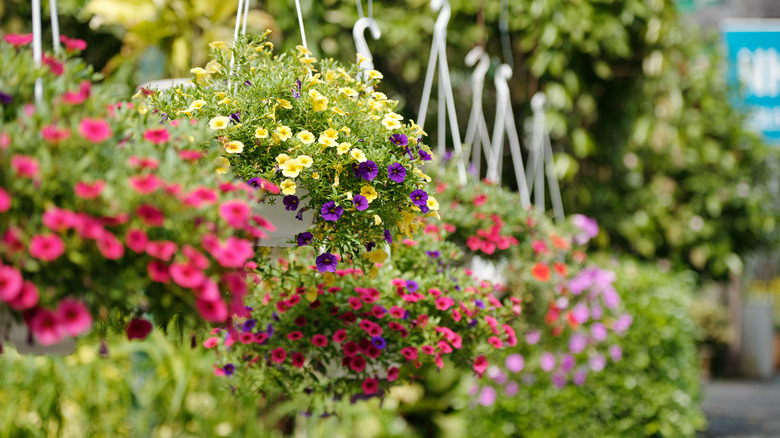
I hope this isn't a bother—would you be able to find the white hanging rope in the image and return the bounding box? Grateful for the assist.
[232,0,245,43]
[464,46,493,176]
[294,0,309,49]
[32,0,43,103]
[527,92,564,221]
[49,0,61,55]
[417,0,466,185]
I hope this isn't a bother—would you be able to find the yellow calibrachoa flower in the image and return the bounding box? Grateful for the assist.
[277,99,293,109]
[350,149,367,162]
[382,118,401,130]
[224,140,244,154]
[209,41,228,50]
[373,215,382,225]
[413,168,432,182]
[312,172,320,179]
[205,60,222,73]
[371,92,387,100]
[215,156,230,174]
[137,103,148,114]
[190,67,208,78]
[332,175,340,187]
[337,67,354,81]
[426,196,440,211]
[280,179,297,195]
[340,127,352,136]
[331,107,346,116]
[191,100,206,110]
[361,185,378,203]
[300,57,318,66]
[209,116,230,130]
[367,70,383,80]
[297,130,315,145]
[280,159,304,178]
[410,120,427,136]
[274,125,293,142]
[385,112,403,121]
[337,142,351,155]
[217,97,232,105]
[312,96,328,112]
[255,127,269,139]
[356,53,370,65]
[322,128,339,140]
[325,70,338,83]
[297,155,313,168]
[339,87,358,98]
[295,45,312,56]
[276,153,291,165]
[366,249,388,264]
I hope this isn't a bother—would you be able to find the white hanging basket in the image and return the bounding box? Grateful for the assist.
[469,255,507,285]
[254,190,314,247]
[0,309,76,355]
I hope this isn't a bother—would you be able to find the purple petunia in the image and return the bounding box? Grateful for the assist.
[389,133,408,146]
[297,232,313,246]
[383,228,392,244]
[229,111,241,123]
[353,195,369,211]
[283,195,300,211]
[292,79,302,99]
[387,162,406,183]
[0,91,12,105]
[315,252,338,273]
[321,201,344,221]
[418,150,432,161]
[409,189,428,207]
[426,250,440,259]
[357,160,379,181]
[371,336,386,350]
[405,280,419,292]
[223,363,235,376]
[241,319,256,332]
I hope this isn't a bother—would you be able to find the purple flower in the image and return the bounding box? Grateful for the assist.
[568,333,587,354]
[357,160,379,181]
[409,189,428,207]
[613,313,633,334]
[297,232,313,246]
[241,319,256,332]
[505,354,525,373]
[405,280,419,292]
[266,323,275,335]
[229,111,241,123]
[315,252,338,273]
[296,209,305,221]
[426,250,440,259]
[353,195,369,211]
[283,195,300,211]
[573,370,587,386]
[389,133,408,146]
[371,336,386,350]
[589,354,606,372]
[419,205,430,214]
[561,354,576,372]
[551,372,567,388]
[505,381,519,396]
[383,229,392,243]
[540,352,556,372]
[292,79,302,99]
[526,330,541,345]
[571,303,590,324]
[404,147,414,160]
[572,214,599,244]
[321,201,343,221]
[477,386,497,407]
[418,150,432,161]
[0,91,12,105]
[474,299,485,309]
[223,363,235,376]
[591,322,608,342]
[443,150,453,162]
[244,80,253,86]
[365,241,376,252]
[609,345,623,362]
[387,162,406,183]
[246,177,262,189]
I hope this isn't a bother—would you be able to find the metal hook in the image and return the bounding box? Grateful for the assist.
[464,46,493,176]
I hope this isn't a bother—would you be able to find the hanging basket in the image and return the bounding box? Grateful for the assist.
[254,189,314,247]
[0,310,76,355]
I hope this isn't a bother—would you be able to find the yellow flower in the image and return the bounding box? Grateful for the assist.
[319,137,338,147]
[308,90,323,99]
[356,53,370,65]
[365,249,388,264]
[215,156,230,174]
[274,125,293,142]
[280,159,304,178]
[337,142,351,155]
[300,57,318,66]
[191,100,206,110]
[214,92,227,99]
[205,60,222,73]
[373,215,382,225]
[190,67,208,76]
[217,97,232,105]
[255,127,269,139]
[410,120,427,136]
[384,112,403,121]
[312,96,328,112]
[209,116,230,130]
[209,41,228,50]
[339,87,358,98]
[367,70,383,80]
[312,172,320,179]
[332,175,340,187]
[137,103,148,114]
[350,149,367,162]
[325,70,338,83]
[413,168,432,182]
[295,45,312,56]
[361,185,378,203]
[276,153,292,165]
[382,118,401,130]
[371,92,387,100]
[297,155,313,168]
[280,179,297,195]
[277,99,293,109]
[321,128,339,140]
[331,107,346,116]
[426,196,440,211]
[297,130,315,145]
[224,140,244,154]
[340,127,352,136]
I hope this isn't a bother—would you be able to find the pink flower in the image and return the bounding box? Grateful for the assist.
[78,118,112,143]
[178,149,203,162]
[136,204,165,227]
[211,237,254,268]
[540,352,556,372]
[203,337,220,348]
[0,187,10,212]
[505,354,525,373]
[389,306,406,318]
[286,331,304,341]
[362,377,379,395]
[466,236,481,251]
[422,345,435,355]
[477,386,496,407]
[41,125,70,143]
[42,55,63,75]
[348,296,363,310]
[488,336,503,349]
[8,280,39,310]
[60,35,87,51]
[125,229,148,253]
[4,33,33,46]
[196,298,228,322]
[127,156,159,170]
[435,296,454,311]
[29,234,65,261]
[29,308,65,346]
[473,355,489,375]
[40,207,75,232]
[438,340,453,354]
[387,367,399,382]
[129,174,163,194]
[0,265,23,302]
[193,278,221,301]
[74,180,105,199]
[183,187,219,207]
[312,334,328,347]
[349,355,367,372]
[290,352,305,368]
[11,155,39,179]
[169,262,206,289]
[143,127,170,144]
[333,329,347,343]
[126,318,153,340]
[57,298,93,336]
[219,200,251,228]
[400,346,418,361]
[96,232,124,260]
[147,260,171,283]
[271,347,287,363]
[145,240,178,260]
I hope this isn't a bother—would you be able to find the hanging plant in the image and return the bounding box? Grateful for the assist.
[0,36,272,347]
[143,32,437,269]
[204,226,518,407]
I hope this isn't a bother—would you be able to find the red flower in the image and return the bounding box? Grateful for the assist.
[400,346,418,361]
[291,352,305,368]
[531,262,550,282]
[126,318,153,340]
[387,367,399,382]
[3,33,33,47]
[343,341,360,357]
[271,347,287,364]
[312,334,328,347]
[349,355,366,372]
[362,377,379,395]
[60,35,87,51]
[333,329,347,343]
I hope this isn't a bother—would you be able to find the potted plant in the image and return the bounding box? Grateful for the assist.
[0,34,271,349]
[142,33,437,269]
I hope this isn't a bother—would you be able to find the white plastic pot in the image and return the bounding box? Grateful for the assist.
[254,190,314,247]
[0,309,76,355]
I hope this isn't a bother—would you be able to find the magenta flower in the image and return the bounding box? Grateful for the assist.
[387,162,406,183]
[540,352,556,372]
[29,308,64,346]
[315,252,338,273]
[56,298,93,337]
[271,347,287,363]
[387,367,400,382]
[143,127,170,144]
[170,262,206,288]
[362,377,379,395]
[7,281,39,311]
[573,370,587,386]
[78,118,112,143]
[29,233,65,261]
[389,133,408,146]
[11,155,39,179]
[477,386,497,406]
[505,354,525,373]
[0,264,23,302]
[591,322,608,341]
[505,381,519,396]
[572,214,599,244]
[473,355,489,375]
[525,330,541,345]
[126,318,153,340]
[589,354,606,372]
[312,334,328,347]
[219,200,251,228]
[353,194,369,211]
[196,298,229,322]
[320,201,343,221]
[0,187,10,212]
[568,333,588,354]
[609,345,623,362]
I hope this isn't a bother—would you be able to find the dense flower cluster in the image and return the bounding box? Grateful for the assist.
[0,37,269,346]
[144,33,437,269]
[204,227,517,404]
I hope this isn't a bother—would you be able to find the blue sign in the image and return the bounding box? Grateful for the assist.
[722,20,780,143]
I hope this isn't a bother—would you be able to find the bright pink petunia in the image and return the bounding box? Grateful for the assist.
[333,329,347,343]
[203,337,220,348]
[0,187,10,212]
[96,232,125,260]
[28,308,65,346]
[41,207,75,232]
[3,33,33,46]
[129,174,163,195]
[147,260,171,283]
[11,155,39,179]
[126,318,153,340]
[60,35,87,51]
[145,240,178,260]
[183,245,210,270]
[42,55,63,75]
[183,187,219,208]
[349,355,366,372]
[56,298,93,337]
[193,278,221,301]
[387,367,399,382]
[136,204,165,227]
[196,298,228,322]
[41,125,71,143]
[270,347,287,363]
[400,346,418,361]
[362,377,379,395]
[143,127,170,144]
[219,200,251,228]
[74,180,105,199]
[312,334,328,347]
[178,149,203,161]
[125,229,148,253]
[7,280,39,310]
[78,118,112,143]
[291,352,305,368]
[0,265,23,302]
[473,355,489,375]
[29,234,65,261]
[169,262,206,289]
[127,156,159,170]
